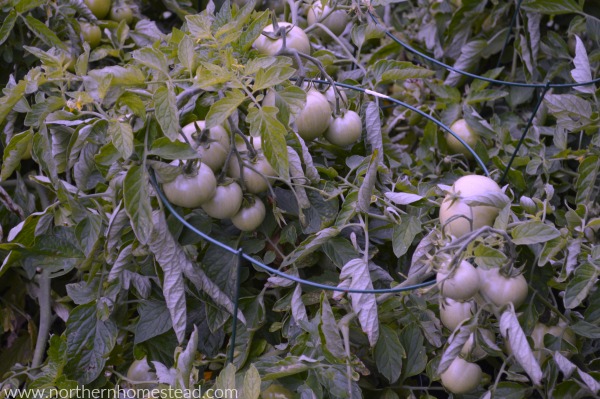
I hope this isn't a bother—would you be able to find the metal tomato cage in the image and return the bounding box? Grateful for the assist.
[151,3,599,364]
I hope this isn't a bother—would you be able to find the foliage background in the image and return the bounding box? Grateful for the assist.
[0,0,599,398]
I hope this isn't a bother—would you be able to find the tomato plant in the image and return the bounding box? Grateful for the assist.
[253,22,311,55]
[79,21,102,49]
[446,118,479,159]
[231,196,266,231]
[201,182,243,219]
[307,1,349,36]
[478,267,528,308]
[439,298,476,331]
[84,0,111,19]
[295,89,331,141]
[439,357,482,394]
[436,258,480,301]
[324,110,362,146]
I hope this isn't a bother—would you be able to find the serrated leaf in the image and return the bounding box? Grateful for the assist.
[445,40,487,86]
[178,34,196,74]
[340,258,379,346]
[253,66,296,92]
[375,325,404,383]
[64,303,118,384]
[185,14,213,40]
[466,89,509,104]
[474,245,508,268]
[499,307,542,386]
[570,35,595,94]
[206,90,245,129]
[392,216,421,257]
[538,237,566,266]
[0,81,26,126]
[123,166,153,245]
[132,47,169,76]
[246,106,289,179]
[108,120,134,159]
[564,263,598,309]
[1,130,32,181]
[154,85,180,141]
[149,137,198,159]
[511,221,561,245]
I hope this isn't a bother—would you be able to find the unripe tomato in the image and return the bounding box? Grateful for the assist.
[439,175,503,238]
[127,357,157,388]
[296,89,331,141]
[253,22,311,55]
[109,3,134,24]
[79,21,102,48]
[232,196,266,231]
[446,119,479,159]
[440,357,482,394]
[228,153,276,194]
[180,121,230,172]
[324,85,348,112]
[461,329,495,359]
[436,258,480,301]
[307,1,349,36]
[162,162,217,208]
[181,121,230,149]
[440,298,476,331]
[84,0,111,19]
[478,267,528,308]
[324,110,362,146]
[201,182,243,219]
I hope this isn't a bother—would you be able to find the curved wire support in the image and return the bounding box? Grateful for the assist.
[367,11,600,89]
[307,78,491,177]
[149,171,436,294]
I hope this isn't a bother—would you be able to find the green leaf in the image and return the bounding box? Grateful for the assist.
[392,216,421,257]
[178,34,196,74]
[340,258,379,346]
[206,89,245,129]
[154,85,180,141]
[123,165,154,245]
[372,60,435,82]
[0,80,26,127]
[242,365,261,399]
[576,155,599,205]
[375,325,404,383]
[564,263,599,309]
[399,324,427,380]
[466,89,509,104]
[474,245,508,269]
[186,14,213,41]
[132,47,169,77]
[64,303,118,384]
[521,0,582,15]
[247,106,289,179]
[108,120,134,159]
[511,221,561,245]
[253,66,296,92]
[1,130,32,181]
[87,66,146,87]
[149,137,198,159]
[318,293,346,361]
[570,35,595,94]
[195,62,236,90]
[0,9,17,46]
[282,227,340,266]
[23,15,68,51]
[134,300,173,344]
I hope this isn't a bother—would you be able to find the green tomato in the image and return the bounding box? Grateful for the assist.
[446,119,479,159]
[324,110,362,146]
[439,175,503,238]
[296,89,331,141]
[439,298,476,331]
[84,0,111,19]
[162,162,217,208]
[232,196,266,231]
[79,21,102,48]
[307,1,349,36]
[324,85,348,112]
[126,357,156,388]
[440,357,482,394]
[201,182,243,219]
[436,258,480,301]
[109,4,134,24]
[228,153,276,194]
[253,22,311,55]
[180,121,230,172]
[478,267,528,308]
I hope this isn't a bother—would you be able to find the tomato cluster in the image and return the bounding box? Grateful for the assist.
[163,121,272,232]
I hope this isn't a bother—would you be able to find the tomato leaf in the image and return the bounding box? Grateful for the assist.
[392,215,421,257]
[1,130,32,181]
[178,34,196,74]
[318,293,346,361]
[564,263,599,309]
[206,89,245,129]
[575,155,599,206]
[123,165,153,245]
[375,324,404,383]
[283,227,339,266]
[521,0,582,15]
[511,221,561,245]
[339,258,379,346]
[23,15,68,51]
[253,65,295,92]
[108,120,134,159]
[0,9,16,46]
[154,85,180,141]
[133,47,169,77]
[64,303,118,384]
[246,105,289,180]
[499,307,542,386]
[242,364,261,399]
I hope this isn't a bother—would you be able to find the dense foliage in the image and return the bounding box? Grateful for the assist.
[1,0,599,398]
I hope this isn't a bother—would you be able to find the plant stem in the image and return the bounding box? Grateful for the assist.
[32,268,51,368]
